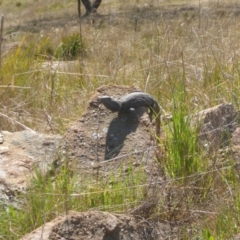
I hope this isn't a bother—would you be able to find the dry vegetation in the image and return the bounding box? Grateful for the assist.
[1,0,240,239]
[0,0,239,133]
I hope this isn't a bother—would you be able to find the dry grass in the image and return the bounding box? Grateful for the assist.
[1,0,240,238]
[1,0,240,132]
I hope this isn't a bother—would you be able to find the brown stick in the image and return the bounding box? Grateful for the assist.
[0,15,4,68]
[78,0,83,59]
[77,0,81,19]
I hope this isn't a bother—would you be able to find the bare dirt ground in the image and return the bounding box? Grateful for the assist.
[56,85,163,183]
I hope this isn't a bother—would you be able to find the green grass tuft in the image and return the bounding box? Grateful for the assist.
[0,161,146,239]
[164,83,204,179]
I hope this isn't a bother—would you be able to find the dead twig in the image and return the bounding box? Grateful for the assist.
[0,15,4,68]
[0,112,36,133]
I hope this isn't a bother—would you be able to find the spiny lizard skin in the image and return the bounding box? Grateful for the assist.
[98,92,161,138]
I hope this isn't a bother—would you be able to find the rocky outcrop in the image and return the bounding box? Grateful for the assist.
[0,130,62,205]
[55,85,162,182]
[192,103,238,152]
[21,210,171,240]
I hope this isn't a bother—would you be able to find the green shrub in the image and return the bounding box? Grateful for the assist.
[55,33,85,60]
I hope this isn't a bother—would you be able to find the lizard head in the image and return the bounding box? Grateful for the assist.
[98,96,121,112]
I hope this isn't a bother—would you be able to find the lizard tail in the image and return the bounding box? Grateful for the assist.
[155,104,161,140]
[156,115,161,138]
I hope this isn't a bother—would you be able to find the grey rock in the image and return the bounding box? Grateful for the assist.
[192,103,238,152]
[0,130,62,205]
[21,211,171,240]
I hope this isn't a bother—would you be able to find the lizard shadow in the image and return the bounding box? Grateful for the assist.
[104,107,147,160]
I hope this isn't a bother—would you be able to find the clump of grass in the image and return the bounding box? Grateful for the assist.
[19,33,85,61]
[197,166,240,239]
[35,37,55,60]
[0,34,88,132]
[55,33,85,60]
[164,83,204,180]
[15,2,21,7]
[0,161,146,239]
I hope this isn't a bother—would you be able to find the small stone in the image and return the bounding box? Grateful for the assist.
[133,162,140,167]
[102,127,108,133]
[0,146,9,154]
[92,133,100,139]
